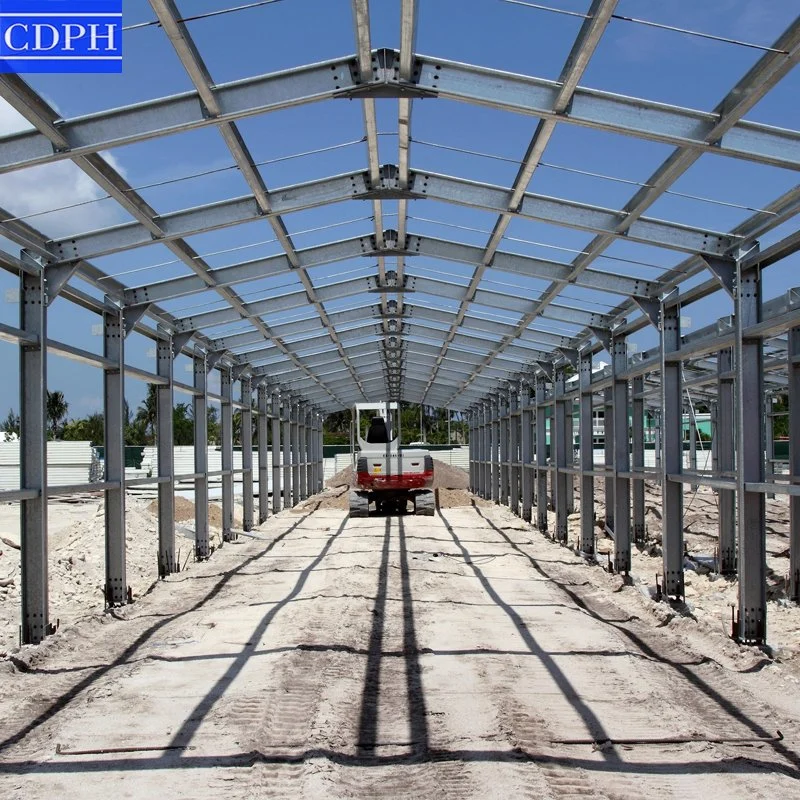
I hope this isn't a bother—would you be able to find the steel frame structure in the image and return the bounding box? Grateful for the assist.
[0,2,798,646]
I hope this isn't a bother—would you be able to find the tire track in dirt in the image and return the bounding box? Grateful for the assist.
[478,503,800,796]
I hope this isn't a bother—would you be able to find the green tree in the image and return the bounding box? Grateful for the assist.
[207,405,220,446]
[46,390,69,439]
[173,403,194,446]
[0,408,20,437]
[772,394,789,439]
[134,384,158,445]
[62,412,105,445]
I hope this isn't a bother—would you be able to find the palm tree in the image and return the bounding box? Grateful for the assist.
[46,390,68,439]
[135,384,158,444]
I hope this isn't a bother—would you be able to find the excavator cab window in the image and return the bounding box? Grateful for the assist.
[366,416,390,444]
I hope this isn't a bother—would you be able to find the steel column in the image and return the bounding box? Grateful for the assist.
[632,374,646,545]
[553,366,568,543]
[484,402,491,499]
[317,412,324,492]
[291,399,301,506]
[603,387,614,533]
[241,377,254,531]
[220,366,234,542]
[535,375,548,532]
[579,350,595,555]
[282,396,292,509]
[193,353,210,558]
[156,336,176,576]
[257,384,269,524]
[499,393,509,507]
[765,396,775,499]
[521,383,533,522]
[468,413,475,492]
[491,398,500,504]
[790,328,800,601]
[479,404,487,498]
[103,305,127,608]
[510,385,520,516]
[299,402,308,500]
[19,265,49,643]
[272,392,282,513]
[735,254,766,644]
[661,298,684,600]
[612,334,631,574]
[566,401,575,515]
[688,407,698,489]
[717,348,736,574]
[303,407,312,499]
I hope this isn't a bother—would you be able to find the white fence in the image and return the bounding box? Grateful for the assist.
[0,443,472,495]
[0,441,96,490]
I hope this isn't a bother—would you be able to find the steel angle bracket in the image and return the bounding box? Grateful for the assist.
[556,347,579,368]
[589,326,613,352]
[632,298,661,329]
[702,255,736,299]
[534,361,554,381]
[206,351,226,371]
[231,364,250,382]
[171,331,194,354]
[123,303,151,337]
[44,262,79,301]
[336,49,438,99]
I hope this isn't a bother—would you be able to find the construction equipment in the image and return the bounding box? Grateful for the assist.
[348,402,436,517]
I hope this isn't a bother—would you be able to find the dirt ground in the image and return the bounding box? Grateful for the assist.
[568,479,800,657]
[0,495,241,655]
[1,502,800,798]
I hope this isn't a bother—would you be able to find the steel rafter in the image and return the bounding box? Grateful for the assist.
[439,14,800,407]
[149,0,367,402]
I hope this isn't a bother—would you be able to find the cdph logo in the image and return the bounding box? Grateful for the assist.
[0,0,122,73]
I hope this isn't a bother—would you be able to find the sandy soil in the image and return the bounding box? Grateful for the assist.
[0,496,240,655]
[1,502,800,798]
[562,480,800,658]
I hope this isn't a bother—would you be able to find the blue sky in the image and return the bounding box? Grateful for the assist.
[0,0,798,418]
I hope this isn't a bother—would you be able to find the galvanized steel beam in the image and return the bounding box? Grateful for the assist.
[735,252,766,644]
[103,305,128,608]
[19,262,50,644]
[193,352,210,559]
[661,297,684,600]
[241,377,254,531]
[156,335,176,577]
[220,366,235,542]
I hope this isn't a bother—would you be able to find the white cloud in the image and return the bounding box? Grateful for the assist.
[0,99,126,240]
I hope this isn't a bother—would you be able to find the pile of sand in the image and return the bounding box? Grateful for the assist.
[0,495,237,655]
[146,495,242,530]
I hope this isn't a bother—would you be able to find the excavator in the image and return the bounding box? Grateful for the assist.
[348,402,436,517]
